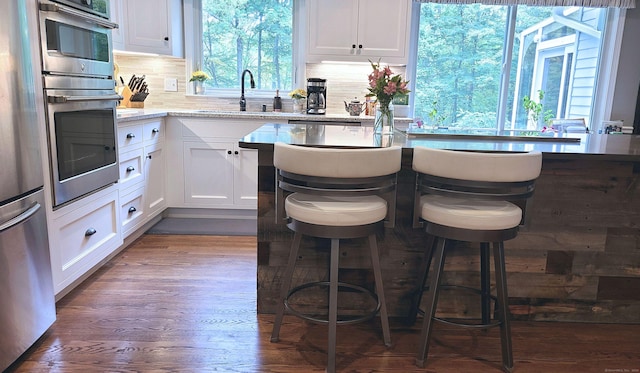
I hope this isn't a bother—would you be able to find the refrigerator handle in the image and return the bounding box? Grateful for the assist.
[0,202,41,233]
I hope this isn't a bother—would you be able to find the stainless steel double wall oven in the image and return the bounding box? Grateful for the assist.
[39,0,120,208]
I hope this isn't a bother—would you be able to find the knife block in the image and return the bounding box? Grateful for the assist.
[119,86,145,108]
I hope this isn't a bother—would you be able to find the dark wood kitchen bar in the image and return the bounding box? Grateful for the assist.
[240,123,640,323]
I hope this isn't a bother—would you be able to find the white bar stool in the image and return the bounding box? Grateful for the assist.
[410,147,542,372]
[270,142,402,373]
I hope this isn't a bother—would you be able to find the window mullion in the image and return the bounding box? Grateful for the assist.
[496,5,518,135]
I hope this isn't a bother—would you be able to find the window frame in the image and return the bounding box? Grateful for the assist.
[184,0,305,98]
[407,2,627,134]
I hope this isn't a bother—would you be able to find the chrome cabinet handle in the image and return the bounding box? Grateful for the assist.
[128,206,137,214]
[126,133,136,139]
[126,166,135,172]
[152,128,160,133]
[85,228,97,236]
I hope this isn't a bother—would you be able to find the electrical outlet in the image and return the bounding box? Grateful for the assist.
[164,77,178,92]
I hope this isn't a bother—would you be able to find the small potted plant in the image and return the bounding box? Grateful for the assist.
[523,90,554,131]
[190,70,210,94]
[288,88,307,113]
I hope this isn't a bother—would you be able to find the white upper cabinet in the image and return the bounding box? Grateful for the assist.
[110,0,125,50]
[110,0,184,57]
[307,0,411,64]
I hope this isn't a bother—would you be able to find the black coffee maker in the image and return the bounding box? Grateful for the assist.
[306,78,327,115]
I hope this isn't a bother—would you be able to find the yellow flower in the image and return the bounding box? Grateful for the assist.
[190,70,210,82]
[288,88,307,100]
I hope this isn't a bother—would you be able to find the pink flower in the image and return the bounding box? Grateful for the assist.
[365,59,410,107]
[383,82,397,95]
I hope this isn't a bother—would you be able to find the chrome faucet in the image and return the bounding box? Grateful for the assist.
[240,69,256,111]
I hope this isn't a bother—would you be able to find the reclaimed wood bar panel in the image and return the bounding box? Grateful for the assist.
[243,125,640,323]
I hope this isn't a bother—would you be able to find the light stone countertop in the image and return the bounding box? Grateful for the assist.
[116,108,414,128]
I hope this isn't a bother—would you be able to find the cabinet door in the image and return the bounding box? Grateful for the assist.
[233,146,258,207]
[357,0,410,59]
[124,0,179,56]
[307,0,410,64]
[144,143,166,218]
[307,0,359,59]
[183,141,234,207]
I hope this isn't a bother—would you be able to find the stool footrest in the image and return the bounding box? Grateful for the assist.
[417,284,502,329]
[284,281,381,325]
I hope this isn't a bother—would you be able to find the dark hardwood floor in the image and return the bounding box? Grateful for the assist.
[7,234,640,372]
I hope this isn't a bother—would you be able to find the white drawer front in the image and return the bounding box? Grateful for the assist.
[143,120,165,144]
[57,195,119,271]
[118,124,143,150]
[118,148,145,187]
[120,187,145,237]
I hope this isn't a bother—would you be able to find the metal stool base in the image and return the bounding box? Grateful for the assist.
[284,280,381,325]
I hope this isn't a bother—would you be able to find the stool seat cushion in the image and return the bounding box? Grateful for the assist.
[285,193,388,226]
[420,195,522,230]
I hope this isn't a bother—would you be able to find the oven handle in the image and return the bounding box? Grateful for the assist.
[39,0,119,30]
[47,94,123,104]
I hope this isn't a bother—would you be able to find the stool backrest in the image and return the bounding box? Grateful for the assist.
[274,142,402,178]
[273,142,403,227]
[411,147,543,228]
[412,147,542,182]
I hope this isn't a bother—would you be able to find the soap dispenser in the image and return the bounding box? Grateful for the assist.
[273,89,282,112]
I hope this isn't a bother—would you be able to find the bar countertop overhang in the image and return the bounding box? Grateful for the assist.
[239,123,640,160]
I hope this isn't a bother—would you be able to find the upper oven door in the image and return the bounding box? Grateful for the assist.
[50,0,111,19]
[39,0,117,78]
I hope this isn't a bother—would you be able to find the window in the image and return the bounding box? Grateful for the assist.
[198,0,294,92]
[412,3,611,134]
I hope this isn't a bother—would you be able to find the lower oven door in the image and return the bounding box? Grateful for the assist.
[45,77,120,208]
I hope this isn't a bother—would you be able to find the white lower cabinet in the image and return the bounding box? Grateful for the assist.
[167,117,261,210]
[117,118,166,239]
[49,186,122,294]
[181,140,257,208]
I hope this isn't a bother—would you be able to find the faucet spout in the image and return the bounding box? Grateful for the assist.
[240,69,256,111]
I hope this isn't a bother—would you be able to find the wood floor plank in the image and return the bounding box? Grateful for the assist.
[7,234,640,373]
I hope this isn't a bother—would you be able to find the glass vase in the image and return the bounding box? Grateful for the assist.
[293,98,305,114]
[194,81,205,95]
[374,102,395,135]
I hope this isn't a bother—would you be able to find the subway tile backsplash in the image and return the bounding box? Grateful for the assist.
[114,54,406,115]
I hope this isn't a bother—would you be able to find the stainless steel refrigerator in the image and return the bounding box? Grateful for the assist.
[0,0,57,370]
